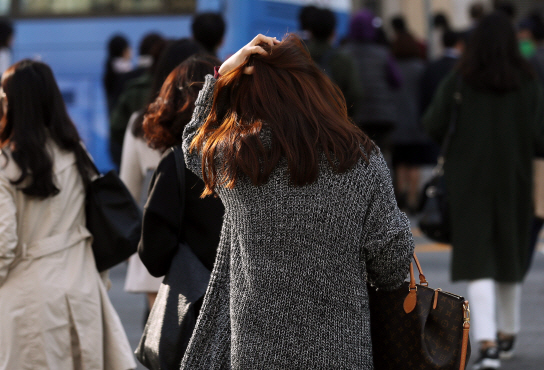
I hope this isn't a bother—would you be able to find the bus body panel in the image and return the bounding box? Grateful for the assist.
[10,0,350,172]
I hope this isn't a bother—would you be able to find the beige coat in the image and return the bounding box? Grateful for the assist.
[119,114,162,293]
[0,143,136,370]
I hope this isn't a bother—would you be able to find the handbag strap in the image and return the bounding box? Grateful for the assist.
[408,253,428,290]
[77,142,101,176]
[433,76,463,176]
[172,146,186,238]
[404,253,428,313]
[412,253,427,286]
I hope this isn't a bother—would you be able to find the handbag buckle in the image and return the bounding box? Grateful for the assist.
[463,301,471,324]
[431,157,445,177]
[426,186,437,197]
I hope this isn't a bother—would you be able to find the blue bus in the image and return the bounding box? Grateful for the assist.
[7,0,351,171]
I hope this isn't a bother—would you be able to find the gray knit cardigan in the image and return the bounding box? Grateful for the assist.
[181,75,415,369]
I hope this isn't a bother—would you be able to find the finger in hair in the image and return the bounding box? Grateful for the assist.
[249,45,268,56]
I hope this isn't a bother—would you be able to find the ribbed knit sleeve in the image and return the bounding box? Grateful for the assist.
[182,74,216,180]
[362,153,414,290]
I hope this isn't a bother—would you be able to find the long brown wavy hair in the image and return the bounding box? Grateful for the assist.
[144,54,219,150]
[191,34,375,196]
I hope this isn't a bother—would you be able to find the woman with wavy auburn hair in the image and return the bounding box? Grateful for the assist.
[181,34,415,369]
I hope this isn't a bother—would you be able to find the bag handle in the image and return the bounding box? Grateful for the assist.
[78,143,101,177]
[403,252,428,314]
[412,253,428,286]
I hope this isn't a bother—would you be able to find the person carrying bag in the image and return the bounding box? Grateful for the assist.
[132,55,224,369]
[136,146,210,369]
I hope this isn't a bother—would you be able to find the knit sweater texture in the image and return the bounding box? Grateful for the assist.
[181,75,415,369]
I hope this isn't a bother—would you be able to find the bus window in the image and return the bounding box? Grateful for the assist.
[16,0,195,16]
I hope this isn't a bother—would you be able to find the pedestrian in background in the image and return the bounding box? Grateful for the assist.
[389,23,428,213]
[121,38,203,313]
[526,12,544,271]
[104,34,132,114]
[420,30,464,114]
[304,7,361,118]
[518,16,538,59]
[180,33,414,369]
[137,54,224,367]
[191,12,226,57]
[390,15,426,60]
[0,60,135,370]
[495,1,516,20]
[423,12,544,370]
[461,2,486,42]
[0,18,13,76]
[297,5,318,42]
[342,10,401,158]
[125,32,164,81]
[429,13,450,60]
[110,33,166,170]
[104,34,133,169]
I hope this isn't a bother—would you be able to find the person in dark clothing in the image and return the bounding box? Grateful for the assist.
[305,7,361,118]
[417,30,464,182]
[390,29,429,213]
[137,55,224,365]
[420,30,464,114]
[109,33,166,169]
[298,5,319,42]
[341,10,402,157]
[526,12,544,272]
[112,38,200,170]
[104,34,132,170]
[423,13,544,369]
[103,34,132,114]
[120,42,206,319]
[462,2,486,43]
[191,12,226,57]
[495,1,516,20]
[391,15,427,60]
[121,32,164,83]
[138,151,224,275]
[429,13,450,60]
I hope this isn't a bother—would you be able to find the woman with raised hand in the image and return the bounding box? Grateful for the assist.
[180,34,414,369]
[0,60,135,369]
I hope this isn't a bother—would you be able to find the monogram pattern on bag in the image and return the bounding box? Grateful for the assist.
[369,283,469,370]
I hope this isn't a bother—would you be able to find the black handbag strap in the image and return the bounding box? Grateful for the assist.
[434,76,463,175]
[172,146,186,237]
[79,143,101,177]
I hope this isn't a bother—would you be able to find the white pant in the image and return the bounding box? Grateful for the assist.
[467,279,522,343]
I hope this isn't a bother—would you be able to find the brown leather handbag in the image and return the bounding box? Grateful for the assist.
[368,253,471,370]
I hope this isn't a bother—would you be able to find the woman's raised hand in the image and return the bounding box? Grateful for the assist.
[218,34,280,76]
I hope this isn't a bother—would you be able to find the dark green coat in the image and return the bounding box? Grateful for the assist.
[423,72,544,282]
[109,73,152,148]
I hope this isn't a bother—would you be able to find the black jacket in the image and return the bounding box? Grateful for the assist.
[138,149,224,277]
[419,55,458,115]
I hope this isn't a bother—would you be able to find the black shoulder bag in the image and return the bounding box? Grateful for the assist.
[136,146,211,370]
[418,77,462,244]
[85,154,141,272]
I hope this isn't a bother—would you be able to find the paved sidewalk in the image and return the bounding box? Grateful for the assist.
[108,228,544,369]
